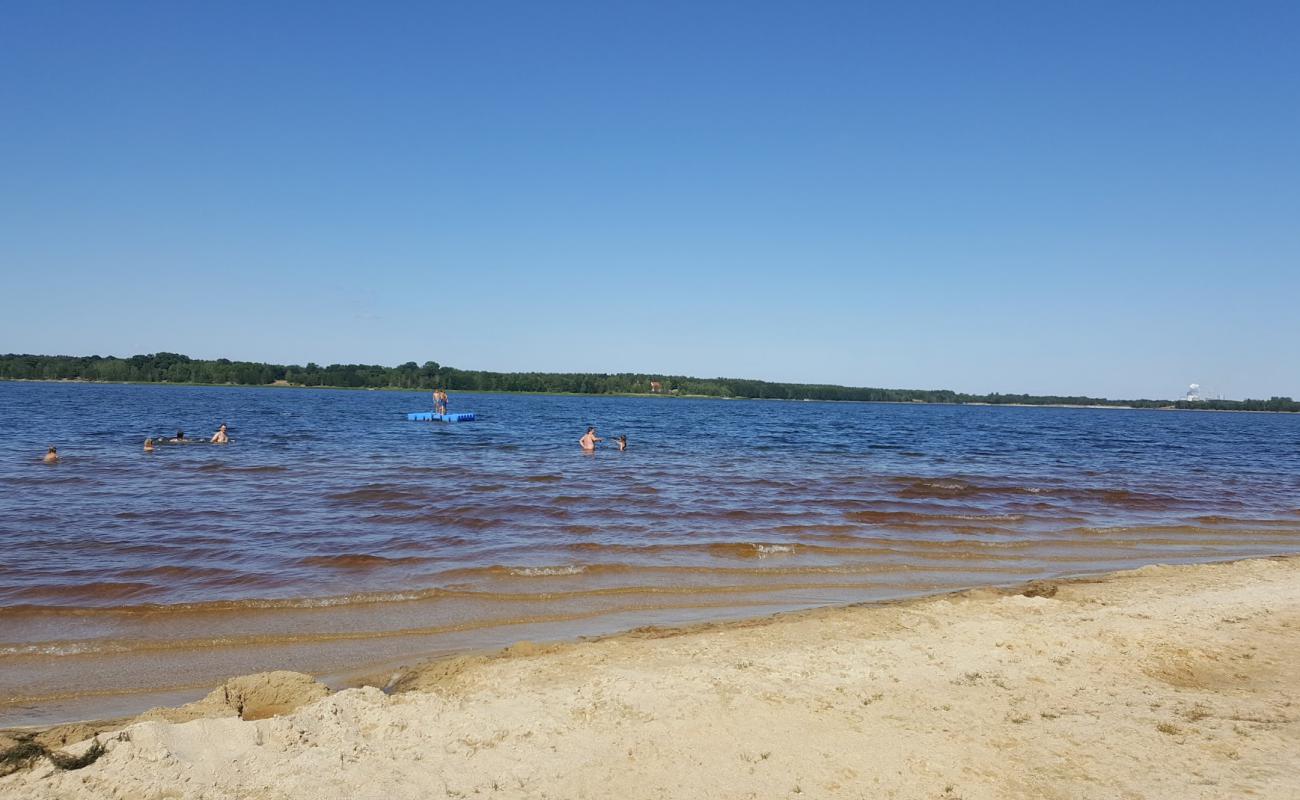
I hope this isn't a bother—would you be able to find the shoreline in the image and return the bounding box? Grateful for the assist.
[3,378,1294,413]
[9,550,1298,732]
[5,555,1298,798]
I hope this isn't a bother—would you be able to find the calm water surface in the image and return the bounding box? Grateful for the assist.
[2,382,1298,725]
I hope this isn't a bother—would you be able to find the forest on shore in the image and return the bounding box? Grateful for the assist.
[2,352,1297,412]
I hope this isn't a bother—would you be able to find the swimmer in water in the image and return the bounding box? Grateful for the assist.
[211,423,229,444]
[170,431,186,443]
[615,435,628,451]
[579,426,603,452]
[42,446,59,464]
[144,438,155,452]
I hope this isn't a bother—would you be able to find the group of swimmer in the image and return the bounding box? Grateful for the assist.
[41,423,230,462]
[143,423,229,451]
[145,426,231,450]
[40,389,628,461]
[580,426,628,452]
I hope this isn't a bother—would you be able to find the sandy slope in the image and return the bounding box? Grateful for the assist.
[4,556,1298,800]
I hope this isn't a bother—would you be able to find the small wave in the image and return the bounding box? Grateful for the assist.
[1192,515,1300,527]
[297,554,430,569]
[846,509,1023,525]
[195,464,289,474]
[732,478,802,490]
[770,523,860,535]
[357,511,501,529]
[326,485,427,504]
[117,565,238,580]
[681,509,801,522]
[847,510,939,524]
[844,516,1024,538]
[921,481,967,491]
[1087,489,1176,509]
[492,504,571,519]
[0,588,457,615]
[894,479,1048,499]
[435,514,501,530]
[525,474,563,483]
[504,565,587,577]
[706,542,798,559]
[886,476,1184,510]
[0,641,131,657]
[6,581,157,603]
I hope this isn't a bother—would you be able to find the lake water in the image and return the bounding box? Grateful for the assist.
[2,381,1299,726]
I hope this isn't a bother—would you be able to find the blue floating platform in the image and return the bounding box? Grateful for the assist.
[407,411,476,422]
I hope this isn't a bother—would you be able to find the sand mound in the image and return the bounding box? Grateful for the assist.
[0,671,330,771]
[134,670,330,723]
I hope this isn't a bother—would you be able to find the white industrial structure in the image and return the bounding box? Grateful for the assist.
[1185,383,1202,402]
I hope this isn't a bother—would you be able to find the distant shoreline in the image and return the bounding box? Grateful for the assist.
[4,377,1295,414]
[5,353,1295,412]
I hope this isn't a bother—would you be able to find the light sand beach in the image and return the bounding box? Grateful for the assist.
[4,556,1298,799]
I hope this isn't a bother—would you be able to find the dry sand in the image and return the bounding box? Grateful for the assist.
[3,556,1298,799]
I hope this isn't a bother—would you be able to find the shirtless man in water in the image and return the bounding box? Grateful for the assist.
[42,446,59,464]
[211,423,229,444]
[579,426,603,451]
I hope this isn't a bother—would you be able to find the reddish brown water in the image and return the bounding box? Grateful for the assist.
[2,382,1298,725]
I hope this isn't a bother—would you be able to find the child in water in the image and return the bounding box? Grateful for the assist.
[42,446,59,464]
[615,435,628,451]
[143,438,155,452]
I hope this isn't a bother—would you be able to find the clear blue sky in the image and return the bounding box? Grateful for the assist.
[2,2,1297,399]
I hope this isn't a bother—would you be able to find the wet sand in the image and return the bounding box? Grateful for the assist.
[4,555,1298,799]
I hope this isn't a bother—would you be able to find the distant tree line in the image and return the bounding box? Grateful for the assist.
[1,353,1296,412]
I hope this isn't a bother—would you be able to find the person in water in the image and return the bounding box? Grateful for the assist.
[42,446,59,464]
[169,431,186,443]
[615,434,628,451]
[435,389,449,415]
[143,438,155,452]
[211,423,229,444]
[579,426,603,451]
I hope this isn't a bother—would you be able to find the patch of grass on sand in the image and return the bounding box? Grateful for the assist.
[0,733,108,777]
